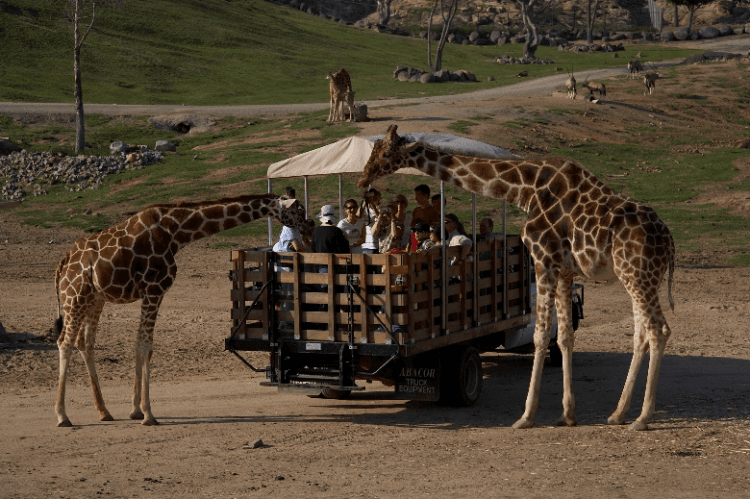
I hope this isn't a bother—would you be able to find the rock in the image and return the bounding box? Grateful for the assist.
[353,104,368,122]
[698,26,720,39]
[434,69,450,83]
[469,30,481,42]
[735,139,750,148]
[490,30,501,43]
[661,30,676,42]
[397,72,410,82]
[733,27,744,35]
[155,140,176,152]
[0,138,21,156]
[683,53,705,64]
[673,27,690,40]
[690,31,700,41]
[419,73,436,84]
[487,76,495,82]
[718,25,733,36]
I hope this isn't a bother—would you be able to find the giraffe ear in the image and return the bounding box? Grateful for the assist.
[403,141,420,153]
[278,197,298,210]
[385,125,399,143]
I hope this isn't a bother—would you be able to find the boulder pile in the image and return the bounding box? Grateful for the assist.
[393,66,477,83]
[0,141,163,201]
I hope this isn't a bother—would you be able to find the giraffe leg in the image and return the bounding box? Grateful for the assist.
[55,334,76,427]
[132,295,162,426]
[607,307,647,426]
[552,278,577,427]
[78,299,113,422]
[513,272,557,429]
[630,314,670,431]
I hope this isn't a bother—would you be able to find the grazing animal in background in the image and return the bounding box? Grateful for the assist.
[583,77,606,99]
[326,68,353,122]
[643,64,660,95]
[565,71,577,99]
[53,194,310,427]
[340,88,356,122]
[627,60,643,80]
[357,125,676,432]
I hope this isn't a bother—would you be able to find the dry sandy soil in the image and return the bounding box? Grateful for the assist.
[2,52,750,498]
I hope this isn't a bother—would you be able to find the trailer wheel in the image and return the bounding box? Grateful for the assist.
[439,346,482,406]
[320,387,352,400]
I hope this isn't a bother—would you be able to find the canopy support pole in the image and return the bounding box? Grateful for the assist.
[267,179,273,246]
[338,174,344,221]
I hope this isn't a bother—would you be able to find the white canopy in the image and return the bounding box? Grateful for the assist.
[266,133,519,179]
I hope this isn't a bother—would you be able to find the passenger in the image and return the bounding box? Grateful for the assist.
[359,188,381,254]
[394,193,411,251]
[372,201,405,254]
[284,186,296,199]
[410,184,438,252]
[478,217,501,243]
[444,213,472,266]
[431,193,446,217]
[272,207,307,331]
[412,222,436,253]
[312,205,349,255]
[337,198,366,253]
[429,224,442,247]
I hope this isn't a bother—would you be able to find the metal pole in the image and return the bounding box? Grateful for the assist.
[304,176,309,216]
[502,200,508,319]
[440,181,446,334]
[267,178,273,246]
[472,193,478,326]
[338,174,344,221]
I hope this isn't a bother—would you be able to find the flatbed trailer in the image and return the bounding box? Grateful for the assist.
[226,236,533,405]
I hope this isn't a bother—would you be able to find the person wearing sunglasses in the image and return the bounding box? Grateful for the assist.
[337,198,366,253]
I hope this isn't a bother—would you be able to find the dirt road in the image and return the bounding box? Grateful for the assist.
[1,220,749,498]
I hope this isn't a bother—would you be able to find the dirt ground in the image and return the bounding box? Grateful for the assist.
[2,56,750,498]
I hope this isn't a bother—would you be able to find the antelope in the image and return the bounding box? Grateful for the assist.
[643,63,660,95]
[583,77,606,99]
[627,60,643,79]
[565,69,577,99]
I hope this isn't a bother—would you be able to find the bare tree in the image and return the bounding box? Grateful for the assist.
[666,0,712,34]
[515,0,554,60]
[426,0,459,72]
[585,0,601,44]
[377,0,393,25]
[64,0,123,153]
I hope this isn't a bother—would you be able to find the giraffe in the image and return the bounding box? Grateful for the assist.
[340,88,356,122]
[357,125,675,431]
[326,68,352,122]
[53,194,309,427]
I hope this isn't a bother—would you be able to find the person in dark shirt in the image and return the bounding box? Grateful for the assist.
[312,204,349,254]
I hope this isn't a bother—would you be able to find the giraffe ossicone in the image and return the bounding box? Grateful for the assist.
[358,125,675,431]
[53,194,310,427]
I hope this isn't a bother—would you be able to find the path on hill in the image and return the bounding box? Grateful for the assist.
[1,37,746,119]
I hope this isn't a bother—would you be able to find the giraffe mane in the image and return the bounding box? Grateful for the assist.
[143,193,278,211]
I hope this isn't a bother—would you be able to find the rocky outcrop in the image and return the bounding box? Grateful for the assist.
[393,66,477,83]
[0,144,163,201]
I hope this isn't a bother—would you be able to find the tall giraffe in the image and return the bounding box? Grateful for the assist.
[326,68,352,122]
[358,125,675,431]
[53,194,309,427]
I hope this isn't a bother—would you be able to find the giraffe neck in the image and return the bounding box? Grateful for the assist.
[402,143,542,214]
[143,195,280,249]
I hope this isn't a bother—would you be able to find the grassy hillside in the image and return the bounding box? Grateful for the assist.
[0,0,698,105]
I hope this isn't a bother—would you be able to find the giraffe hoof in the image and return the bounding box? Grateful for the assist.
[553,416,577,427]
[628,420,649,431]
[607,415,625,426]
[129,410,144,420]
[57,419,72,428]
[100,413,114,422]
[512,418,536,429]
[141,417,159,426]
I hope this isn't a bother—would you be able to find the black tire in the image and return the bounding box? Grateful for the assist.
[439,346,483,406]
[320,387,352,400]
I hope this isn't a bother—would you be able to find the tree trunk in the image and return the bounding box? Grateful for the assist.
[586,0,600,44]
[427,0,458,73]
[73,1,85,154]
[687,7,696,33]
[427,2,437,71]
[673,4,679,27]
[377,0,391,25]
[519,1,539,60]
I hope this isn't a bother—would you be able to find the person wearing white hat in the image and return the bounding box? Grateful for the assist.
[312,204,349,254]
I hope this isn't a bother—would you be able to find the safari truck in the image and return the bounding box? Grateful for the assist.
[225,134,584,405]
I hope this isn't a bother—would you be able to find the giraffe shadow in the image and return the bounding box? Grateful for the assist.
[368,116,452,123]
[0,331,57,352]
[153,352,750,430]
[601,100,671,115]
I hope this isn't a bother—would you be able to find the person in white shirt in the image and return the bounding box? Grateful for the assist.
[444,213,472,266]
[359,188,381,254]
[337,198,366,253]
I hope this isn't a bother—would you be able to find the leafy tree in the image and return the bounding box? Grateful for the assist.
[665,0,713,33]
[64,0,124,153]
[426,0,459,72]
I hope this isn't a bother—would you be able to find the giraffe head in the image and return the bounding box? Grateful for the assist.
[357,125,416,188]
[276,195,310,233]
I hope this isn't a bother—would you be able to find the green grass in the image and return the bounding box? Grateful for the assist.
[0,0,701,106]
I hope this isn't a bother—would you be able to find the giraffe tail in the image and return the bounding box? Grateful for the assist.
[667,248,675,313]
[50,252,69,341]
